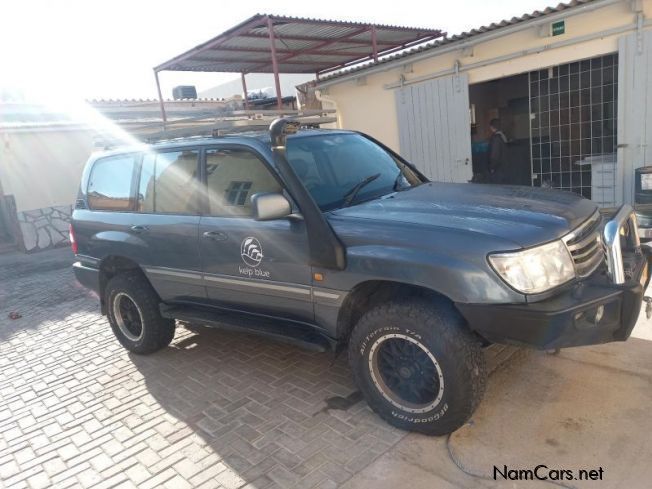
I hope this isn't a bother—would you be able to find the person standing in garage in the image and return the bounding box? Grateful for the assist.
[488,118,509,184]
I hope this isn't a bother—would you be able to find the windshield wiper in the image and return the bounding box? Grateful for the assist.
[342,173,381,207]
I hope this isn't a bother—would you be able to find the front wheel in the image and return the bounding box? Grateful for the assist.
[348,299,487,435]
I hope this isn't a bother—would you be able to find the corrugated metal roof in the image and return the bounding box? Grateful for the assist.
[318,0,601,82]
[154,14,443,75]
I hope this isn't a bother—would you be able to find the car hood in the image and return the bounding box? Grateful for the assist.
[329,182,598,248]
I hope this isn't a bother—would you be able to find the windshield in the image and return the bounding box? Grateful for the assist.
[286,133,423,211]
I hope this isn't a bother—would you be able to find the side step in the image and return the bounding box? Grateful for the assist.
[160,304,334,352]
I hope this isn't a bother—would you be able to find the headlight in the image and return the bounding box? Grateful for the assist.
[488,240,575,294]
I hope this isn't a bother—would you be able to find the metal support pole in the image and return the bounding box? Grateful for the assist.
[371,26,378,62]
[241,72,249,110]
[154,70,167,127]
[267,17,283,110]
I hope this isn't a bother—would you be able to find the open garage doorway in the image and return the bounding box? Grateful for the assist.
[469,53,619,207]
[469,73,531,186]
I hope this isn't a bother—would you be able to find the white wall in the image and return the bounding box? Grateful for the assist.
[0,128,95,213]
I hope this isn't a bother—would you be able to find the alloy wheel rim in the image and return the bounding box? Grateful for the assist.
[113,292,144,342]
[368,333,444,414]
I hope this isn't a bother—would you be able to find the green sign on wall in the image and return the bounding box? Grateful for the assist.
[552,20,565,36]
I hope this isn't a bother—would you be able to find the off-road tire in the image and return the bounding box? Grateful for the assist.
[348,298,486,435]
[105,272,175,354]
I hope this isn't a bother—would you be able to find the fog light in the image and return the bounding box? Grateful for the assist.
[594,305,605,324]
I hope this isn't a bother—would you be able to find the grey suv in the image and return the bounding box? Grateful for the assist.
[72,119,651,435]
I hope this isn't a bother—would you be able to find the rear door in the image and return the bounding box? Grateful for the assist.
[130,148,205,302]
[198,145,314,323]
[395,73,473,182]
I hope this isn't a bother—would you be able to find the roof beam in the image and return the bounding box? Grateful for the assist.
[267,16,441,34]
[172,58,337,67]
[316,33,444,75]
[238,32,398,46]
[246,24,372,73]
[200,46,374,57]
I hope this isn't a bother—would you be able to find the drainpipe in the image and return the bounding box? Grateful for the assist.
[314,90,341,128]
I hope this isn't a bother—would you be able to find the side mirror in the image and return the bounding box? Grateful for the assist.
[251,192,292,221]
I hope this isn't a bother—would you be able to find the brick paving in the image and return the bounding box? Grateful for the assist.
[0,248,518,489]
[0,248,409,489]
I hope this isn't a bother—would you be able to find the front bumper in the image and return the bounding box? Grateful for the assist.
[458,253,650,349]
[458,205,651,350]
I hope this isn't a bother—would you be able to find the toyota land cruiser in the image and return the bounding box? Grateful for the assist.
[71,119,651,435]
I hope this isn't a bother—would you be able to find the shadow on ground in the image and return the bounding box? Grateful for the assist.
[127,322,407,488]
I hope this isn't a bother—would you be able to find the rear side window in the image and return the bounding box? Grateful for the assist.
[87,154,137,211]
[138,150,200,214]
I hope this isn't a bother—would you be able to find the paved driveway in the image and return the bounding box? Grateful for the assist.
[7,247,639,489]
[1,248,410,489]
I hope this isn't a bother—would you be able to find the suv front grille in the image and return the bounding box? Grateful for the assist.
[563,212,604,278]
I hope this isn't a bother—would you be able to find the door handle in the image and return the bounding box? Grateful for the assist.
[130,225,149,233]
[203,230,228,241]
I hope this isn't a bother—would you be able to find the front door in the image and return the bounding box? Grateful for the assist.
[198,146,314,323]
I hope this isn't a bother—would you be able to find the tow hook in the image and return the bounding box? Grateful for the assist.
[644,296,652,319]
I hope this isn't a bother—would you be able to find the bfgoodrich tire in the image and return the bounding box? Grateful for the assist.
[348,298,487,435]
[105,272,175,354]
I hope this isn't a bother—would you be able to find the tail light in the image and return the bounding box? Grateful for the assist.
[69,223,78,254]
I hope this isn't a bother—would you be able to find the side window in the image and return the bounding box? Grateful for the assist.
[206,148,282,217]
[87,154,137,211]
[137,150,200,214]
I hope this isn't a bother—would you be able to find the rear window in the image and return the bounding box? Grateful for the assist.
[87,154,137,211]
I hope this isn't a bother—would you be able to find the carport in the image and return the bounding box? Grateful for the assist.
[153,14,444,120]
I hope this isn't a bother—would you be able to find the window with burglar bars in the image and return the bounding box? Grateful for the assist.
[529,54,618,206]
[225,181,253,206]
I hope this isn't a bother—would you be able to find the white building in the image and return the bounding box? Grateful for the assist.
[316,0,652,209]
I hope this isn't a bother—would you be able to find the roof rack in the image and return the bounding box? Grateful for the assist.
[133,109,337,144]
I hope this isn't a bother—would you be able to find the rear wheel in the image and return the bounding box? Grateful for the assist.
[105,272,175,354]
[348,298,486,435]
